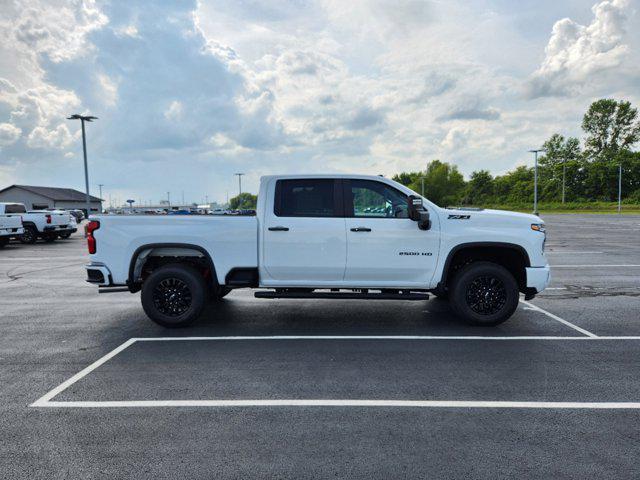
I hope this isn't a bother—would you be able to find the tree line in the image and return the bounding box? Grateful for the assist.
[392,99,640,208]
[227,99,640,210]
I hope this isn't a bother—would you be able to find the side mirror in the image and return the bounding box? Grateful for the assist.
[407,195,423,221]
[407,195,431,230]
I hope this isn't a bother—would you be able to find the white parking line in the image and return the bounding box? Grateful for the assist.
[32,333,640,409]
[546,251,603,254]
[30,338,136,407]
[520,300,597,337]
[551,265,640,268]
[36,399,640,409]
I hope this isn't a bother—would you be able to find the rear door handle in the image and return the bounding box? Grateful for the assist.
[268,226,289,231]
[350,227,371,232]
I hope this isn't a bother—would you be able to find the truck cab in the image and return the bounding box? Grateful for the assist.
[86,174,550,328]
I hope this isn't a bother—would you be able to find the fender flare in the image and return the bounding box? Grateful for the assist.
[438,241,531,287]
[127,243,217,291]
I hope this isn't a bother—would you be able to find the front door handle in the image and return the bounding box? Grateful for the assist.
[268,226,289,231]
[350,227,371,232]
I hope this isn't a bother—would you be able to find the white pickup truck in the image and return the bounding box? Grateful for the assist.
[0,203,25,248]
[86,174,550,327]
[0,203,75,243]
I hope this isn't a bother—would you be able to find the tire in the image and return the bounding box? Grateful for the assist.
[59,232,71,239]
[141,264,207,328]
[449,261,519,326]
[0,237,8,248]
[20,226,37,244]
[43,233,57,243]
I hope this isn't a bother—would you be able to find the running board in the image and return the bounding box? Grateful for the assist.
[254,290,429,301]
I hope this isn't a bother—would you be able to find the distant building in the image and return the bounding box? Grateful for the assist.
[0,185,103,214]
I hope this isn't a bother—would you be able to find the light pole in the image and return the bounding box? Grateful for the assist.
[420,177,425,197]
[235,173,244,196]
[618,163,622,214]
[529,149,544,216]
[67,114,98,217]
[561,160,566,204]
[98,184,104,212]
[167,191,171,207]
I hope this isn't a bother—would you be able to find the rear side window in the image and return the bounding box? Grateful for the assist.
[4,204,26,214]
[274,179,340,217]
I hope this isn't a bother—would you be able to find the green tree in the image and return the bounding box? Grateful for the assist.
[582,99,640,157]
[539,134,583,201]
[464,170,494,205]
[393,161,465,206]
[229,192,257,210]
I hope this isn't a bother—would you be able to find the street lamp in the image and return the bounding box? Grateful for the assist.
[529,149,544,216]
[618,163,622,214]
[67,114,98,217]
[235,173,244,196]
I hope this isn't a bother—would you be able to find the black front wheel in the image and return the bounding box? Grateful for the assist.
[141,264,207,328]
[449,262,519,326]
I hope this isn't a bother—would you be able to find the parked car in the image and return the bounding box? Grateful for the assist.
[58,214,78,239]
[0,204,74,243]
[85,174,550,328]
[0,203,25,248]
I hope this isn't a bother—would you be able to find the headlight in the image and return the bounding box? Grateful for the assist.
[531,223,546,233]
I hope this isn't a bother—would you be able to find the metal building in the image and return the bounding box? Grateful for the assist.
[0,185,103,214]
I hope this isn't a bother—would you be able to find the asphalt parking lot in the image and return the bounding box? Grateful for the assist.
[2,214,640,479]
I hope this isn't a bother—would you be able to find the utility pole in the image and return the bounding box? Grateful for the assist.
[421,177,425,197]
[98,184,104,213]
[181,190,185,206]
[561,160,566,204]
[618,163,622,214]
[67,114,98,217]
[167,191,171,207]
[529,149,544,216]
[235,173,244,196]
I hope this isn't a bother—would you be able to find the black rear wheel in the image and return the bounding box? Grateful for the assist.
[449,262,519,326]
[141,264,207,328]
[20,226,37,244]
[0,237,9,248]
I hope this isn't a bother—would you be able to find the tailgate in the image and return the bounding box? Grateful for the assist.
[1,215,23,229]
[50,213,71,227]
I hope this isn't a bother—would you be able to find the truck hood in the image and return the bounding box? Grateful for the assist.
[442,207,542,227]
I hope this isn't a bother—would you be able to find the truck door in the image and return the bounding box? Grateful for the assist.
[262,178,347,284]
[343,179,438,287]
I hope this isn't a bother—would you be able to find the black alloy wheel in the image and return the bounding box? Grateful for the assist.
[20,226,37,244]
[465,275,507,315]
[152,277,193,316]
[449,261,519,326]
[141,264,207,327]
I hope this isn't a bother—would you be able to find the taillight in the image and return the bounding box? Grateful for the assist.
[86,220,100,254]
[45,214,52,224]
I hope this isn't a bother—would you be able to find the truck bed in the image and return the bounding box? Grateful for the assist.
[91,215,258,285]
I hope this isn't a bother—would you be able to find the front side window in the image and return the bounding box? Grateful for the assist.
[275,179,338,217]
[348,180,408,218]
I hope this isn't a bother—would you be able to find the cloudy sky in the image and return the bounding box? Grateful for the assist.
[0,0,638,205]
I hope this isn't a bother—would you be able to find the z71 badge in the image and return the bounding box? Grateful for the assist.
[448,214,471,220]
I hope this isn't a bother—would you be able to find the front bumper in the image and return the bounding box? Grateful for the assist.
[85,263,113,286]
[526,265,551,293]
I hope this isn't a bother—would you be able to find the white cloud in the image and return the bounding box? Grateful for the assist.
[0,0,638,202]
[97,73,118,107]
[0,122,21,146]
[526,0,631,98]
[164,100,184,121]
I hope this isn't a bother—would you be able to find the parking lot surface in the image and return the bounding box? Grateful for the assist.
[2,214,640,479]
